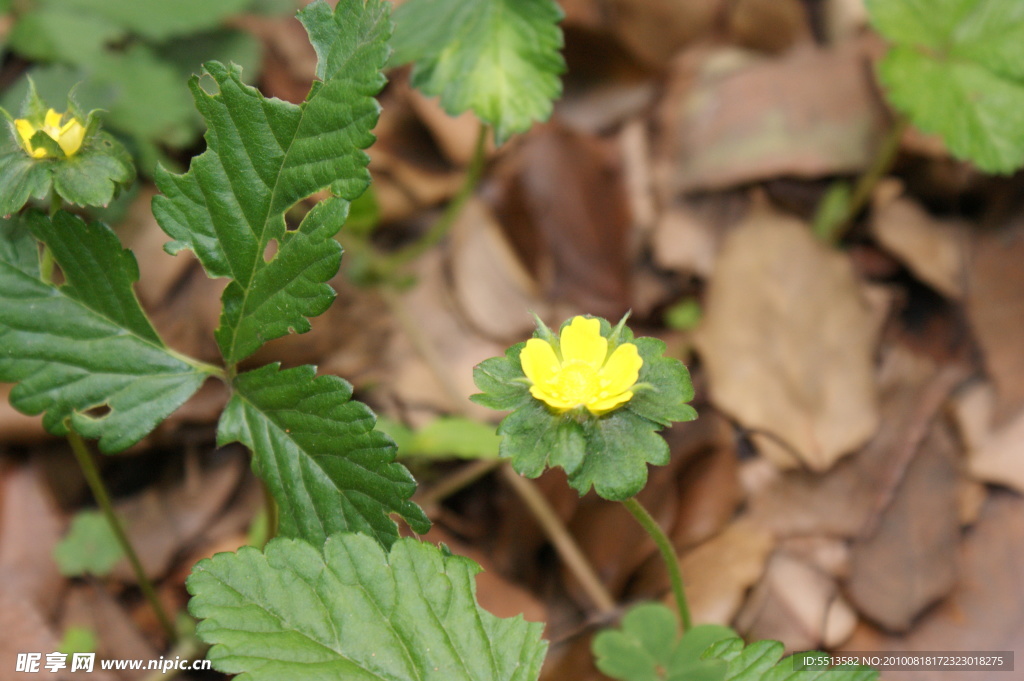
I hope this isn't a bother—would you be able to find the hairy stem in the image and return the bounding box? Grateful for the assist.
[622,496,691,631]
[68,430,179,644]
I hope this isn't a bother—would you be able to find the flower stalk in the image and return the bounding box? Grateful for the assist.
[622,496,692,631]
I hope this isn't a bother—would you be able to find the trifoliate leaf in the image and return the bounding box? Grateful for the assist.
[593,603,736,681]
[868,0,1024,173]
[153,0,389,364]
[391,0,565,144]
[471,316,697,501]
[0,212,211,452]
[53,510,124,577]
[702,637,877,681]
[188,533,548,681]
[219,364,430,549]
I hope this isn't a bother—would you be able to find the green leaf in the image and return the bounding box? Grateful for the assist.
[153,0,390,364]
[471,317,697,500]
[51,0,253,41]
[593,603,736,681]
[391,0,565,144]
[378,416,502,460]
[187,533,548,681]
[53,510,124,577]
[8,6,124,67]
[867,0,1024,173]
[702,638,878,681]
[219,364,430,549]
[0,212,210,452]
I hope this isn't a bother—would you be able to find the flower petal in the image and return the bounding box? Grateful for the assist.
[559,316,607,368]
[520,338,560,385]
[586,391,634,415]
[599,343,642,395]
[43,109,63,129]
[57,119,85,156]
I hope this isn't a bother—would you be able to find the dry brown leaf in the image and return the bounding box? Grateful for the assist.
[0,463,64,616]
[839,491,1024,681]
[656,40,887,194]
[678,519,775,625]
[966,222,1024,421]
[953,382,1024,494]
[486,122,633,319]
[604,0,725,68]
[845,420,960,633]
[651,190,750,277]
[406,87,490,167]
[727,0,812,54]
[694,210,880,470]
[61,583,159,678]
[448,198,547,341]
[0,384,46,444]
[735,551,858,651]
[871,194,967,299]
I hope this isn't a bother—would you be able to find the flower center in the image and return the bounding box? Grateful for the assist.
[545,361,600,407]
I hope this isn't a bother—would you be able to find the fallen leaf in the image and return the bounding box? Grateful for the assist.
[871,193,967,299]
[406,85,490,167]
[953,382,1024,494]
[678,518,775,626]
[727,0,812,54]
[694,209,880,470]
[840,492,1024,681]
[656,39,888,193]
[966,222,1024,421]
[604,0,725,68]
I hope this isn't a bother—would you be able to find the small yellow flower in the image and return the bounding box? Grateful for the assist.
[521,316,642,415]
[14,109,86,159]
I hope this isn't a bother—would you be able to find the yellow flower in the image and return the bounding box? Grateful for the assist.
[521,316,642,415]
[14,109,86,159]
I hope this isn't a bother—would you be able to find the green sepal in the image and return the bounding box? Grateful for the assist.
[0,84,135,215]
[390,0,565,144]
[867,0,1024,174]
[218,363,431,550]
[471,316,697,501]
[187,533,548,681]
[593,603,736,681]
[0,211,210,452]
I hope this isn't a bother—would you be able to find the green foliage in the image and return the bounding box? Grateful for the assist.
[472,316,697,500]
[664,299,703,332]
[219,364,430,549]
[0,86,135,215]
[378,415,501,460]
[187,533,548,681]
[0,212,211,452]
[53,510,124,577]
[593,604,736,681]
[153,0,389,365]
[868,0,1024,173]
[57,627,98,656]
[702,638,877,681]
[391,0,565,144]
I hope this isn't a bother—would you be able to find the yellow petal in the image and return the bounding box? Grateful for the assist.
[586,391,634,415]
[15,119,37,146]
[57,119,85,156]
[44,108,63,129]
[520,338,560,385]
[559,316,607,368]
[599,343,642,395]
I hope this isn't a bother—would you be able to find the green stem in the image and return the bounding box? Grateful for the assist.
[67,430,179,644]
[380,125,489,272]
[830,113,910,242]
[622,497,691,631]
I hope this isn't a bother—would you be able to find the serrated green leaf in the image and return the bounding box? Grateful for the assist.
[52,0,253,41]
[868,0,1024,173]
[472,317,696,500]
[153,0,389,364]
[188,533,548,681]
[0,212,211,452]
[593,604,735,681]
[702,637,878,681]
[219,364,430,549]
[391,0,565,144]
[53,510,124,577]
